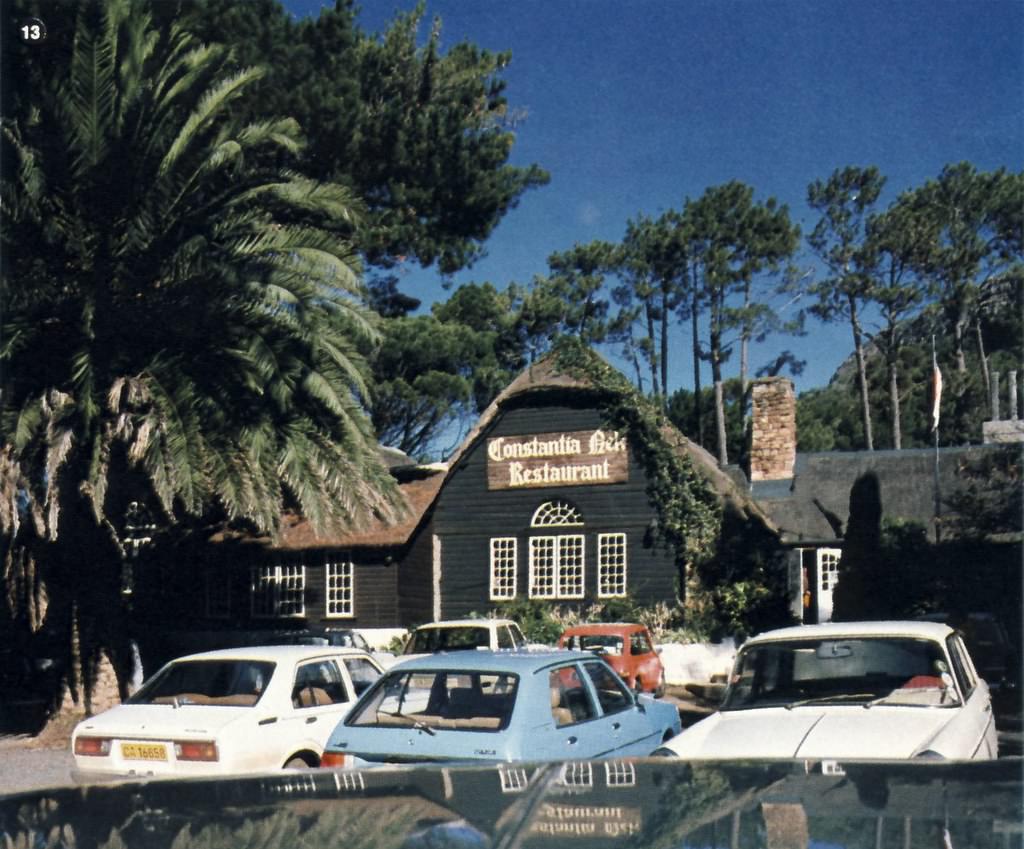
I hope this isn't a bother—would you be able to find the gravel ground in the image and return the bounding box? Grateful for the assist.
[0,735,74,797]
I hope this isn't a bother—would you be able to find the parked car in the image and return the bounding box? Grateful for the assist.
[557,622,666,696]
[319,649,681,767]
[252,627,397,667]
[71,645,384,781]
[399,619,528,659]
[654,621,998,761]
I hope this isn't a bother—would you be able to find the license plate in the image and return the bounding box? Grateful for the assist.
[121,743,167,761]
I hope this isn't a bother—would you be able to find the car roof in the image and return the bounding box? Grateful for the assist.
[172,645,372,663]
[413,619,517,629]
[744,620,955,645]
[388,649,592,674]
[560,622,647,636]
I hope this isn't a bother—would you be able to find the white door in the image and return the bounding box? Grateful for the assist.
[816,548,842,623]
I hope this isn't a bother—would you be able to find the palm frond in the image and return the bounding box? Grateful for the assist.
[63,9,117,177]
[159,66,265,178]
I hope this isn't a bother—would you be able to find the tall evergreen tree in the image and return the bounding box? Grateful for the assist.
[682,183,799,465]
[899,164,1022,380]
[166,0,550,275]
[862,199,929,449]
[614,212,687,403]
[806,166,886,452]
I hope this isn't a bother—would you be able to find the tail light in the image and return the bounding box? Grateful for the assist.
[320,751,351,768]
[74,736,112,756]
[174,740,219,761]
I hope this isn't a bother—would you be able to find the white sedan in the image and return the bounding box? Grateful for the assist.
[655,621,998,762]
[71,645,383,780]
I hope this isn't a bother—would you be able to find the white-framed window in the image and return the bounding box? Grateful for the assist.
[597,533,628,597]
[529,534,584,599]
[489,537,518,600]
[818,548,841,592]
[205,570,231,619]
[251,562,306,618]
[531,500,584,527]
[604,760,636,787]
[326,557,354,618]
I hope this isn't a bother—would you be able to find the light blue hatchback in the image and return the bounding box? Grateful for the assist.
[320,650,681,767]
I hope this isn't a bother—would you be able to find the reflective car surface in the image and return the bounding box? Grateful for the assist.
[70,645,383,780]
[320,650,681,767]
[657,620,999,761]
[558,622,666,696]
[3,759,1021,848]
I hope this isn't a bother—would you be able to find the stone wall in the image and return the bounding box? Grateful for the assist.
[750,377,796,481]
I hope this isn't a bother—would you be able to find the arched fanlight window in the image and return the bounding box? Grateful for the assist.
[531,500,584,528]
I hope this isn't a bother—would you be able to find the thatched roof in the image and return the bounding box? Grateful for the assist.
[227,352,776,554]
[444,352,773,528]
[752,445,1011,544]
[268,470,446,550]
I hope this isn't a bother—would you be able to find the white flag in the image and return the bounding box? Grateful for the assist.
[930,359,943,432]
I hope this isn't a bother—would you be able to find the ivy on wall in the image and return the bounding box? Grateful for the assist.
[550,340,723,609]
[551,339,796,639]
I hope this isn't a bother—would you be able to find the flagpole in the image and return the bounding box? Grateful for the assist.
[932,335,942,542]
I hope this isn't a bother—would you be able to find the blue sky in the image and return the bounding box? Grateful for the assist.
[286,0,1022,394]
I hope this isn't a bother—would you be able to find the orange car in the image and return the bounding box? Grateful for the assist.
[557,623,665,697]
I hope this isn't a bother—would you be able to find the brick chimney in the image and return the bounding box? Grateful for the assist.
[750,377,796,481]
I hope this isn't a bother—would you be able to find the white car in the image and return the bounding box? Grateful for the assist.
[655,621,998,762]
[398,619,529,662]
[71,645,384,780]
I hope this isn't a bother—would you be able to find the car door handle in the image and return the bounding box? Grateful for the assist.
[567,736,578,745]
[983,703,991,713]
[306,716,317,724]
[258,717,277,726]
[612,722,621,730]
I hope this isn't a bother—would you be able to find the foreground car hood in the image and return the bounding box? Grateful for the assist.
[74,704,246,739]
[668,706,953,760]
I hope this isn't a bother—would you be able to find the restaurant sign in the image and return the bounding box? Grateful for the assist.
[486,429,628,490]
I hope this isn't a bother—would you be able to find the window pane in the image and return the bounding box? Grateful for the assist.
[531,501,584,527]
[489,537,517,600]
[251,563,306,618]
[549,666,596,726]
[348,671,517,731]
[130,660,273,707]
[557,535,585,598]
[326,559,354,618]
[598,533,627,597]
[529,537,557,598]
[583,661,633,714]
[344,657,382,697]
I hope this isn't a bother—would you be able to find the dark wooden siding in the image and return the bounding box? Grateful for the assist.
[397,520,436,627]
[142,545,401,632]
[432,402,679,617]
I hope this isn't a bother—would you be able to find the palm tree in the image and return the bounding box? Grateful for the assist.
[1,0,398,708]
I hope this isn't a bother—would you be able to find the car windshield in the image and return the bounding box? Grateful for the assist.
[721,637,959,710]
[347,669,518,732]
[129,660,275,707]
[405,627,491,654]
[567,634,624,655]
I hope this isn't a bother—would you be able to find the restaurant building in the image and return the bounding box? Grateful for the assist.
[139,355,774,656]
